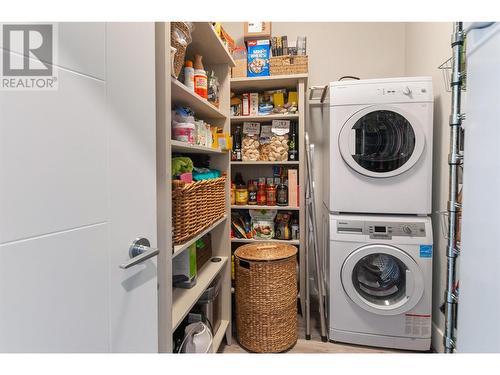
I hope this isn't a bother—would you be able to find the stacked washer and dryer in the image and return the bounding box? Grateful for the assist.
[321,77,434,351]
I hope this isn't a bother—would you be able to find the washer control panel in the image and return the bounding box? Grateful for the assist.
[337,220,426,239]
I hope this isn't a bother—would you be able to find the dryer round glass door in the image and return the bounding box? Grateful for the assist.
[338,105,425,178]
[341,244,425,316]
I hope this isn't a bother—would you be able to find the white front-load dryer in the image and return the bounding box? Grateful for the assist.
[327,214,433,351]
[322,77,434,215]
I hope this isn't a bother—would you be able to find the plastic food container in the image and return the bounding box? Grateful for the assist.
[173,122,195,144]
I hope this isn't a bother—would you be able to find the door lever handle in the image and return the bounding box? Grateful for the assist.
[120,237,159,269]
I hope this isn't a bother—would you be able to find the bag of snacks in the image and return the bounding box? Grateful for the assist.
[242,122,261,161]
[275,212,292,240]
[258,125,273,161]
[268,120,290,161]
[249,209,277,239]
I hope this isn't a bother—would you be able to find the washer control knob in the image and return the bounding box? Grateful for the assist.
[402,225,412,234]
[402,86,412,96]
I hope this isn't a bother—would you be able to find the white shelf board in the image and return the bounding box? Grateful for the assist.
[171,77,226,120]
[212,319,229,353]
[172,215,227,258]
[231,205,299,211]
[231,114,299,123]
[231,161,299,166]
[231,238,300,245]
[231,73,308,91]
[172,256,228,330]
[188,22,235,67]
[171,140,226,155]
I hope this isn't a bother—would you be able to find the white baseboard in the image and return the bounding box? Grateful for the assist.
[432,322,445,353]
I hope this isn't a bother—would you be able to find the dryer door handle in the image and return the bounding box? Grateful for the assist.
[406,269,414,298]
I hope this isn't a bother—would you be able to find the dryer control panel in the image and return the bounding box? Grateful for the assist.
[337,219,426,239]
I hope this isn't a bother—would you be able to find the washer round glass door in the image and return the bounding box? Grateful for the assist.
[338,105,425,178]
[341,244,424,315]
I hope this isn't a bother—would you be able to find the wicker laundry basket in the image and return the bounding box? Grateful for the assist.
[234,243,298,353]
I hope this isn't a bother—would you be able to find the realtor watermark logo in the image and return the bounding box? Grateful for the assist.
[1,23,58,90]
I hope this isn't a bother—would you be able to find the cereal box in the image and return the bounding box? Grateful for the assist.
[247,40,270,77]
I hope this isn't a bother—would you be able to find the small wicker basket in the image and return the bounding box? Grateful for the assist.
[234,242,298,353]
[269,55,308,76]
[170,22,192,78]
[172,176,226,245]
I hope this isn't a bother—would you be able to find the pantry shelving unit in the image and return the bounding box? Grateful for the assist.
[231,114,299,123]
[231,160,300,165]
[231,238,301,246]
[171,139,226,154]
[172,215,228,259]
[156,22,234,353]
[171,77,227,119]
[172,256,229,330]
[231,204,300,211]
[229,73,308,316]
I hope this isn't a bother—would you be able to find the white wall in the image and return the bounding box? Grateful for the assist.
[405,22,453,353]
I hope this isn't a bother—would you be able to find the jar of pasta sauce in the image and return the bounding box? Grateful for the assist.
[257,183,267,205]
[266,183,277,206]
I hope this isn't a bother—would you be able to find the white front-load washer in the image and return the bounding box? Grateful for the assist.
[322,77,434,215]
[327,214,433,351]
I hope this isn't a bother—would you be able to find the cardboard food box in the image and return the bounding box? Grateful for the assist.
[232,59,247,78]
[250,93,259,116]
[288,169,298,207]
[247,40,270,77]
[244,22,272,39]
[242,93,250,116]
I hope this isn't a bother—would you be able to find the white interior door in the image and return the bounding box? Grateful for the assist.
[0,23,158,352]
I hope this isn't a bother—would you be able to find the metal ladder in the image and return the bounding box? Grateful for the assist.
[304,131,328,342]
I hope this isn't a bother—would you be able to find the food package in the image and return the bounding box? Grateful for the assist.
[287,169,298,207]
[231,211,252,239]
[249,209,277,239]
[242,93,250,116]
[242,122,261,161]
[258,125,273,161]
[244,22,272,39]
[230,93,242,116]
[247,40,270,77]
[250,93,259,116]
[195,120,208,147]
[231,46,247,78]
[275,212,292,240]
[268,120,290,161]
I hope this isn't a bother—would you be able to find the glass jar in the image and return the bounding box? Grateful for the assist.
[257,183,267,205]
[235,184,248,205]
[276,180,288,206]
[230,183,236,205]
[291,218,299,240]
[266,183,277,206]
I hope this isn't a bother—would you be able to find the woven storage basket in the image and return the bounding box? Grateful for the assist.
[171,22,192,78]
[234,242,298,353]
[172,176,226,245]
[269,55,308,76]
